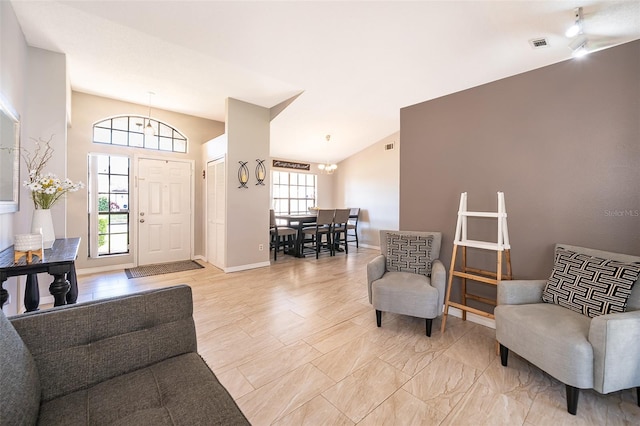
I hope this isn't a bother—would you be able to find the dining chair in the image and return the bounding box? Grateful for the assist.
[269,209,297,261]
[332,208,351,255]
[346,208,360,247]
[301,209,335,258]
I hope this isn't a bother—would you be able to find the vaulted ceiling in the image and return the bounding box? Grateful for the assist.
[10,1,640,164]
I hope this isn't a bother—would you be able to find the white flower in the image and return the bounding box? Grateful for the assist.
[23,171,84,209]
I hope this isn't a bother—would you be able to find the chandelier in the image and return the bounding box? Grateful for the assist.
[318,135,337,174]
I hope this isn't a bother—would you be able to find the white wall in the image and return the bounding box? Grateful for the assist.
[19,47,68,306]
[0,3,67,314]
[0,1,26,253]
[315,169,335,208]
[16,47,68,237]
[225,98,271,270]
[333,132,400,248]
[0,1,28,315]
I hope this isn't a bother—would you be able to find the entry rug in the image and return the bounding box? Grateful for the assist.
[125,260,204,279]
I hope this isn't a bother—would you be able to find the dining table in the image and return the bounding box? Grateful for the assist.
[274,213,317,257]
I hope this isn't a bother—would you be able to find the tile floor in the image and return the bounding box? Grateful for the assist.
[70,246,639,425]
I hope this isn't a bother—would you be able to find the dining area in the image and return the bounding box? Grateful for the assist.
[269,208,360,260]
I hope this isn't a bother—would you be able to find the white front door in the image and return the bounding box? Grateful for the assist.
[137,158,192,265]
[207,158,225,269]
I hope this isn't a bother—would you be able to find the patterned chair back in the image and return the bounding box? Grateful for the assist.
[379,230,442,267]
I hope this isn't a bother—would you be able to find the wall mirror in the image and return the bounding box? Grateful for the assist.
[0,97,20,213]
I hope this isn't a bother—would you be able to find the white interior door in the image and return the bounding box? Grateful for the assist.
[138,158,192,265]
[207,158,225,269]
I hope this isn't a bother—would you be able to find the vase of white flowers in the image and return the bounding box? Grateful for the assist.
[22,135,84,248]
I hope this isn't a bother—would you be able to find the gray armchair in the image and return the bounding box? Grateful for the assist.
[495,244,640,415]
[367,230,446,336]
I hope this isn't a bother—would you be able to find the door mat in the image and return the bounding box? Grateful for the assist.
[125,260,204,279]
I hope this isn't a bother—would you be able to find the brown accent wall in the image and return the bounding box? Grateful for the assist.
[400,40,640,309]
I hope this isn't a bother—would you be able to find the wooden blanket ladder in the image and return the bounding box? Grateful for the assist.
[441,192,512,332]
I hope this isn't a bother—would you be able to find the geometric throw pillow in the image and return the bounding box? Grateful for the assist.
[542,246,640,318]
[386,233,433,276]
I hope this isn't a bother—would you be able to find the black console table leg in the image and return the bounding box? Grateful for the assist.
[65,264,78,304]
[0,280,7,309]
[49,273,70,307]
[24,274,40,312]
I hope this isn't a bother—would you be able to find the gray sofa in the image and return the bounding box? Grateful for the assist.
[0,285,249,425]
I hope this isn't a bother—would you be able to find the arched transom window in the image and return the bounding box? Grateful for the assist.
[93,115,187,153]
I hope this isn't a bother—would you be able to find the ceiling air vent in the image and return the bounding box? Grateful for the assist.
[529,38,549,49]
[385,143,395,151]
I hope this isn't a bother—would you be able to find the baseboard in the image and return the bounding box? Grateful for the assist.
[77,263,135,276]
[446,306,496,329]
[359,243,380,250]
[40,295,54,306]
[224,261,270,273]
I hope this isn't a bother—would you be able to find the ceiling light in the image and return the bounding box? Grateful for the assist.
[318,135,337,174]
[565,7,583,38]
[144,91,156,137]
[144,123,155,137]
[569,36,589,58]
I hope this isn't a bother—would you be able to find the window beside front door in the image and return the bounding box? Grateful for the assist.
[88,154,130,257]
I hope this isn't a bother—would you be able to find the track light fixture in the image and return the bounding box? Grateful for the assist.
[565,7,583,38]
[569,36,589,58]
[565,7,590,58]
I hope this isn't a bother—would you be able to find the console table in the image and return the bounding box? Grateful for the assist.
[0,237,80,312]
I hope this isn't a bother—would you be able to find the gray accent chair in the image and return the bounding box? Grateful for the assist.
[0,285,249,425]
[495,244,640,415]
[367,230,446,336]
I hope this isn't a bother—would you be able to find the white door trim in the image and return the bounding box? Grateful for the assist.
[206,156,226,270]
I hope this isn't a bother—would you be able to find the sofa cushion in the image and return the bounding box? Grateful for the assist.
[0,309,41,425]
[386,233,434,276]
[372,272,439,319]
[10,285,197,402]
[495,302,594,389]
[38,352,249,425]
[542,246,640,318]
